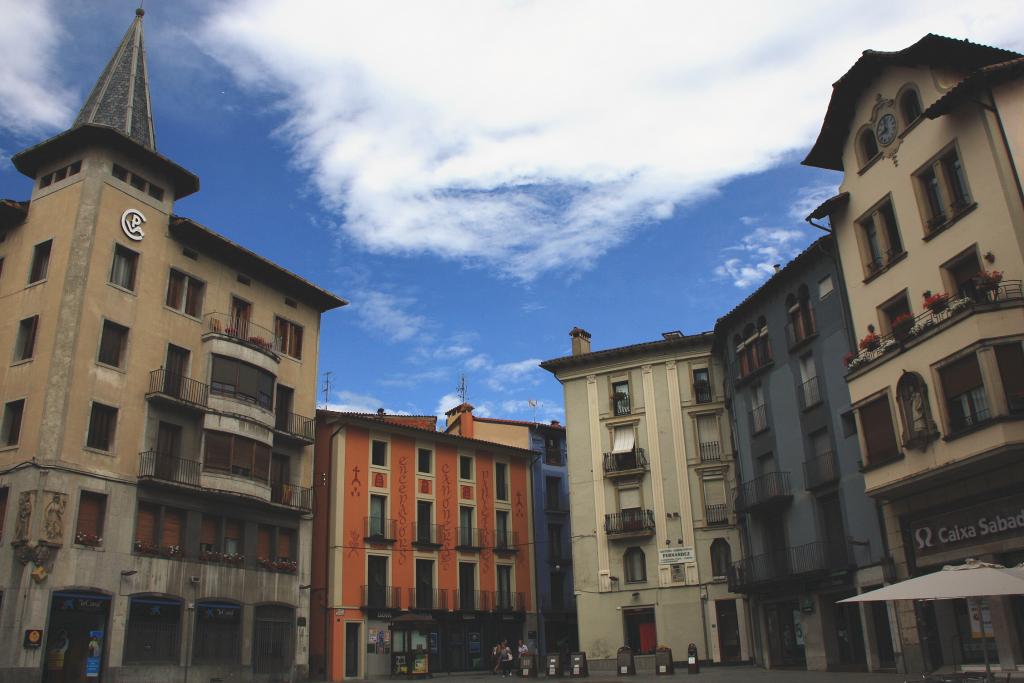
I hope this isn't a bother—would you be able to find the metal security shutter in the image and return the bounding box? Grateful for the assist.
[253,605,295,674]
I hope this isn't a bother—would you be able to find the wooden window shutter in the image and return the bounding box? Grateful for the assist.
[162,508,184,547]
[225,519,242,542]
[233,437,254,474]
[200,516,218,548]
[166,270,185,308]
[940,354,983,398]
[257,526,272,559]
[995,343,1024,400]
[860,397,899,462]
[253,444,270,482]
[135,503,158,544]
[204,432,232,472]
[277,528,295,560]
[76,492,105,537]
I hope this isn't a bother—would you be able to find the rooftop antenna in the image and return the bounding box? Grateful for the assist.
[456,374,467,404]
[528,399,538,424]
[321,371,333,408]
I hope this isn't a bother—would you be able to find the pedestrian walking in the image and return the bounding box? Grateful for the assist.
[502,641,514,677]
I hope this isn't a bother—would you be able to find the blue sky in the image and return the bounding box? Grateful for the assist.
[2,1,1022,424]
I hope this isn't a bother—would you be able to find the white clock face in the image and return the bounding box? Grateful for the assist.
[876,113,898,146]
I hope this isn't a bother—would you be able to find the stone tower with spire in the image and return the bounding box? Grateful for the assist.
[0,10,344,682]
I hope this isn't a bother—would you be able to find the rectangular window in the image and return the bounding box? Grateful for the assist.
[86,403,118,451]
[693,368,712,403]
[75,491,106,546]
[495,462,508,501]
[497,565,513,607]
[611,380,631,415]
[112,164,129,181]
[750,385,767,434]
[15,315,38,362]
[29,240,52,284]
[2,399,25,446]
[940,354,990,433]
[109,244,138,291]
[879,292,912,335]
[799,354,820,408]
[130,173,147,191]
[147,184,165,201]
[135,502,159,548]
[459,506,474,546]
[818,275,834,299]
[915,145,971,232]
[549,524,563,560]
[618,486,641,512]
[418,448,432,474]
[274,317,303,359]
[856,198,902,276]
[544,435,562,465]
[98,320,129,367]
[696,414,722,461]
[416,500,433,544]
[495,510,511,549]
[210,355,274,410]
[369,495,387,537]
[371,440,387,467]
[203,431,271,482]
[277,528,296,562]
[545,476,562,510]
[200,515,219,553]
[165,269,205,317]
[995,343,1024,415]
[257,525,272,560]
[859,396,900,465]
[459,455,473,480]
[224,519,243,556]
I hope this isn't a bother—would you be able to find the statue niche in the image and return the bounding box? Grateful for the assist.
[896,372,938,449]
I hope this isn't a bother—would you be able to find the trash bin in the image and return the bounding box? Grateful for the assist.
[687,643,699,674]
[545,654,562,678]
[616,647,635,675]
[519,653,538,677]
[569,652,588,677]
[655,647,674,675]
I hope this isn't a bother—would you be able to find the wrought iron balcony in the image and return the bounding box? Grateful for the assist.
[455,526,485,550]
[604,509,656,538]
[543,447,564,466]
[735,472,792,513]
[204,312,279,357]
[728,540,853,592]
[270,481,313,512]
[407,588,449,611]
[493,591,525,612]
[274,410,314,442]
[603,448,648,477]
[749,405,768,434]
[411,522,444,548]
[494,529,519,553]
[361,585,402,609]
[364,517,397,543]
[705,504,728,526]
[454,589,491,612]
[138,450,201,487]
[799,376,822,409]
[147,369,209,409]
[694,381,713,404]
[803,451,839,490]
[699,440,722,462]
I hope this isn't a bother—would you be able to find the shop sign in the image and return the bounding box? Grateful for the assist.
[23,629,43,648]
[910,494,1024,558]
[120,208,146,241]
[468,632,481,653]
[658,547,694,564]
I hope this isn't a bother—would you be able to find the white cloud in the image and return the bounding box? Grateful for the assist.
[352,289,429,342]
[197,1,1024,279]
[789,183,840,221]
[500,399,564,422]
[714,227,811,288]
[326,390,409,415]
[487,359,544,391]
[0,0,75,136]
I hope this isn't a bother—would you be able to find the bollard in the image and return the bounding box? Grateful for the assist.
[569,652,588,677]
[545,653,562,678]
[616,647,636,676]
[687,643,699,674]
[519,653,538,678]
[655,647,674,675]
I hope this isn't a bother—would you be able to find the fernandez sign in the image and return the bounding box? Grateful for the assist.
[910,493,1024,558]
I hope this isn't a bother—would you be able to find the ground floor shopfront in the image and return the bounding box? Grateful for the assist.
[328,608,537,679]
[874,464,1024,675]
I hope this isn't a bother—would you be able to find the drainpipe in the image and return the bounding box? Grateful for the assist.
[527,436,545,657]
[322,423,344,679]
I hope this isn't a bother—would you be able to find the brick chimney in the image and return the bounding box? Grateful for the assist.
[569,327,592,356]
[444,402,475,438]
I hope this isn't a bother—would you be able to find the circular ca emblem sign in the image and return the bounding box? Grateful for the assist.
[121,208,146,241]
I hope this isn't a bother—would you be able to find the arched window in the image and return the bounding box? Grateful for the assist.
[859,128,879,166]
[710,539,731,578]
[899,88,923,125]
[896,371,937,449]
[124,595,183,664]
[624,547,646,583]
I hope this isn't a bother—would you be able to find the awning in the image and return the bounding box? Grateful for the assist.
[611,427,635,454]
[839,560,1024,602]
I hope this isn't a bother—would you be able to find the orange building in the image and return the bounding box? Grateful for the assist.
[311,410,538,679]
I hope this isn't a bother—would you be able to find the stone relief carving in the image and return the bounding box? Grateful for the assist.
[43,492,68,545]
[14,491,34,543]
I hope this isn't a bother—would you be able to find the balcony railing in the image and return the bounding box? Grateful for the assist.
[274,411,314,441]
[699,440,722,462]
[411,522,444,547]
[271,481,313,512]
[694,381,713,404]
[728,540,852,592]
[494,529,519,553]
[543,447,564,466]
[612,394,631,416]
[605,509,656,537]
[138,450,201,487]
[846,281,1023,373]
[364,517,397,543]
[493,591,525,612]
[705,504,728,526]
[454,589,491,612]
[800,376,822,409]
[735,472,792,513]
[948,405,993,435]
[361,585,402,609]
[785,310,817,350]
[408,588,449,611]
[147,369,209,408]
[603,448,648,476]
[205,312,279,355]
[749,405,768,434]
[455,527,485,550]
[803,451,839,490]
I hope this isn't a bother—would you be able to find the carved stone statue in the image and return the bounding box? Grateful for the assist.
[43,492,67,545]
[14,491,33,543]
[898,372,937,449]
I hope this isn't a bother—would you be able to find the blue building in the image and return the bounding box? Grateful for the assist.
[445,404,578,655]
[714,237,893,672]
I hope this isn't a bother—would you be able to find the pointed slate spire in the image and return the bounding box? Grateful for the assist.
[73,8,156,150]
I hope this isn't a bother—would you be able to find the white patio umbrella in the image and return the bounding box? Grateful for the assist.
[838,559,1024,681]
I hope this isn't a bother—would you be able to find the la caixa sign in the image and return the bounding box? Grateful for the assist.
[910,493,1024,558]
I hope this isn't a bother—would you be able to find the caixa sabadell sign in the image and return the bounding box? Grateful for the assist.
[910,494,1024,558]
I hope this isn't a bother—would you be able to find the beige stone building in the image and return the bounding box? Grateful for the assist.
[541,328,750,669]
[804,35,1024,674]
[0,10,344,682]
